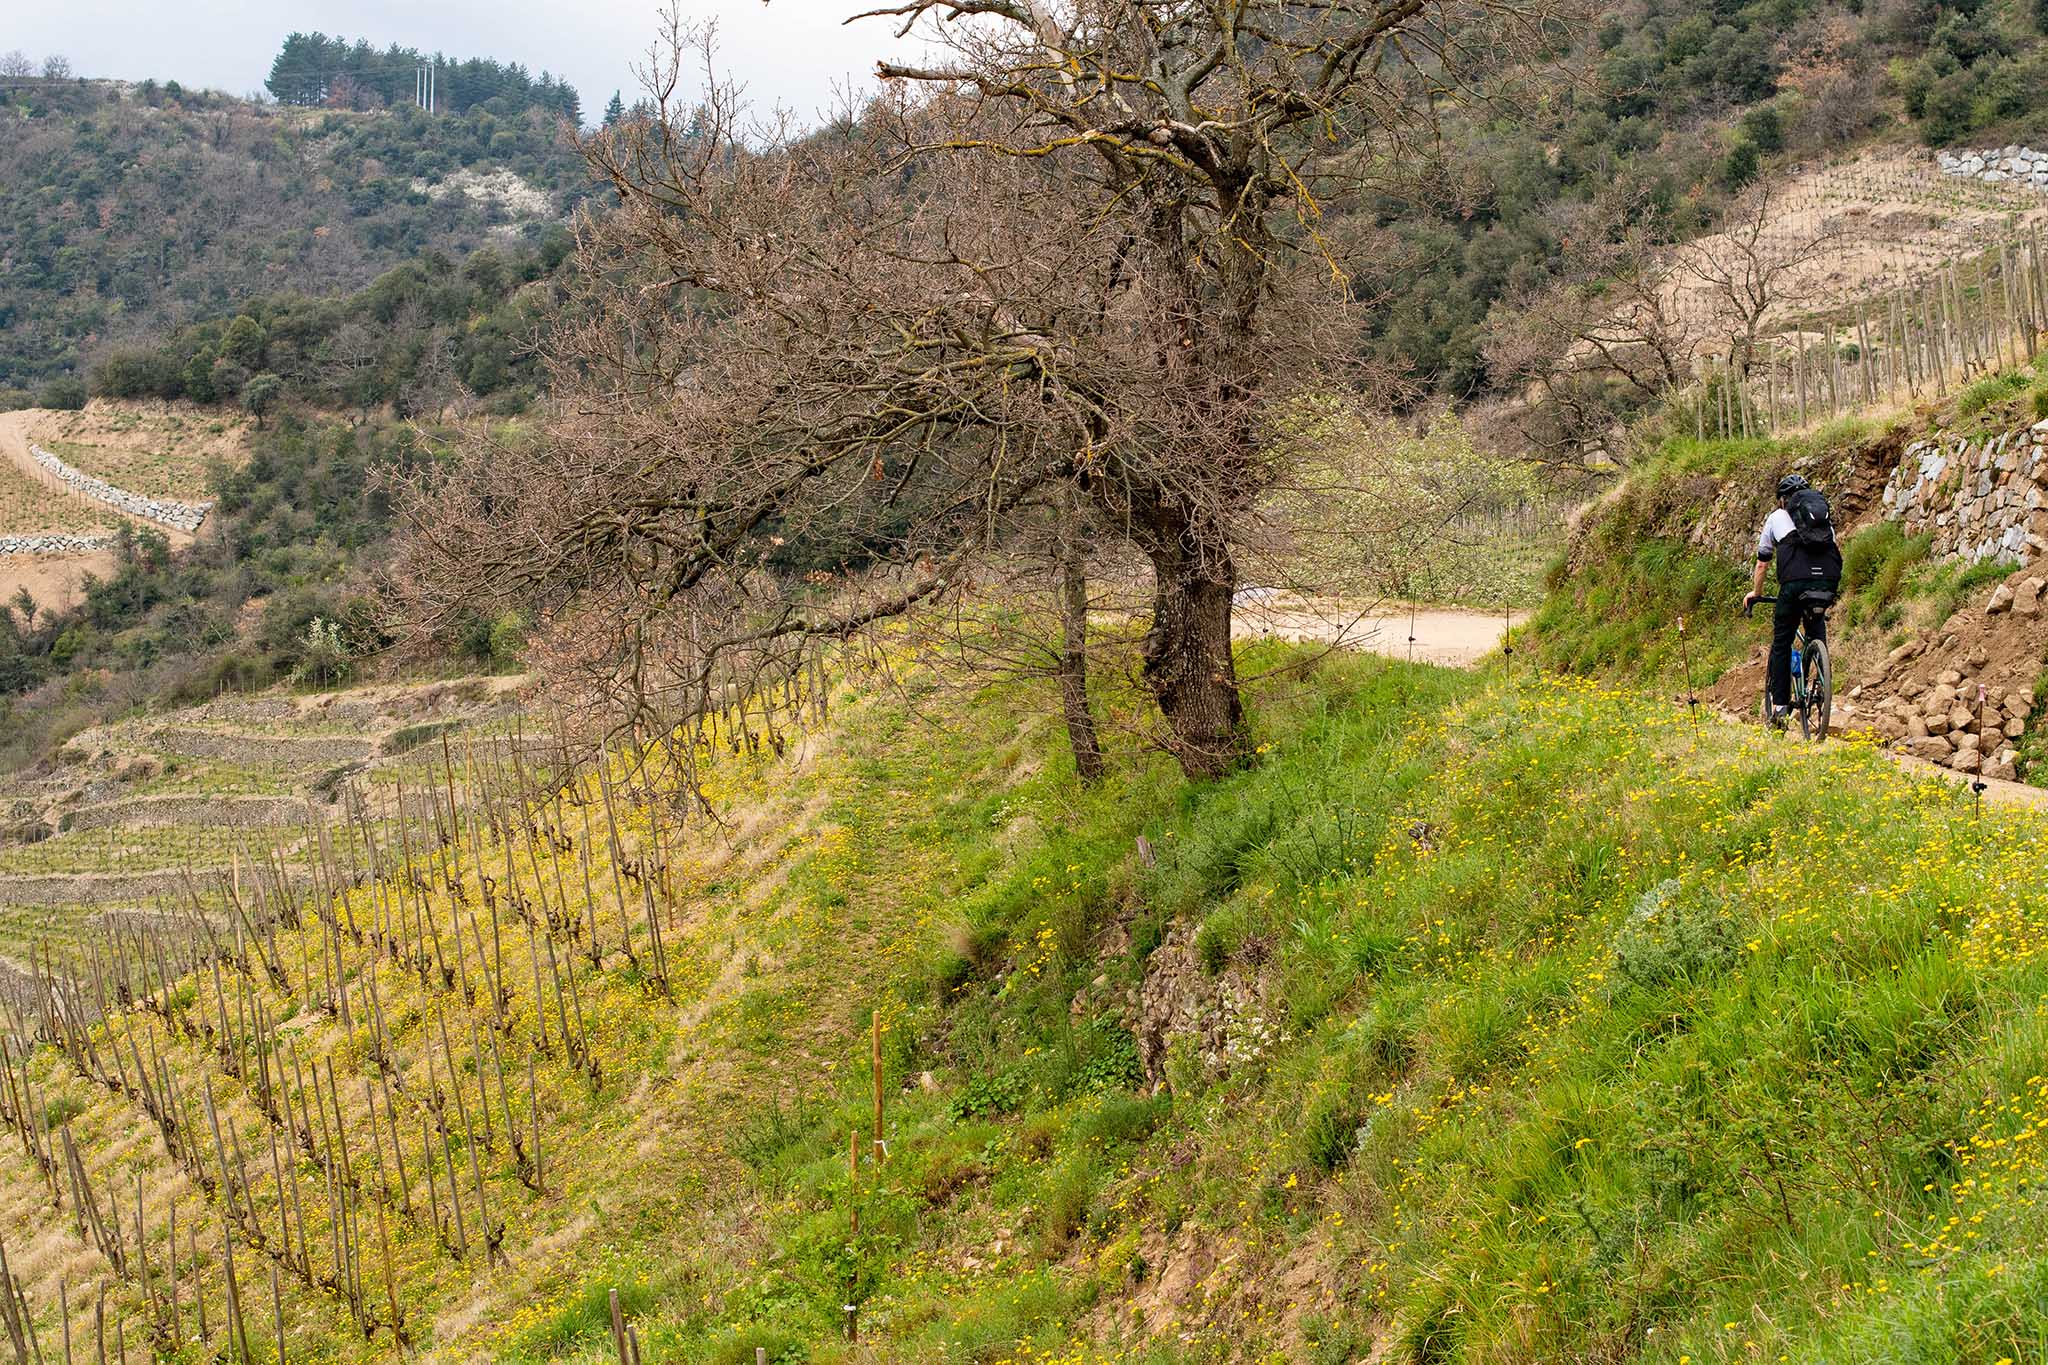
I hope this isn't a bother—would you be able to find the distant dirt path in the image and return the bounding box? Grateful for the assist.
[1881,749,2048,810]
[1233,595,1527,668]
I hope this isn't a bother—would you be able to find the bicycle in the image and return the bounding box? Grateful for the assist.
[1744,593,1833,742]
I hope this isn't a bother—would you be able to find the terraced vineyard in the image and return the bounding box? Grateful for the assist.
[0,661,828,1363]
[0,456,121,536]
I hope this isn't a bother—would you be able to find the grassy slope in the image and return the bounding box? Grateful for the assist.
[18,646,2048,1363]
[566,647,2048,1362]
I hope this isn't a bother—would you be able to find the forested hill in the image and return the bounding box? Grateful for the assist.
[0,70,591,395]
[264,33,582,121]
[1351,0,2048,400]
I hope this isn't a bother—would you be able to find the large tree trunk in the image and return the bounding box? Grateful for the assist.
[1140,537,1243,779]
[1055,488,1106,783]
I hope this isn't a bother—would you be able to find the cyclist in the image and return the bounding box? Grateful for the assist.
[1743,473,1843,727]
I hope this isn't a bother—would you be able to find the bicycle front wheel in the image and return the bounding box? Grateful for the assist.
[1806,639,1831,742]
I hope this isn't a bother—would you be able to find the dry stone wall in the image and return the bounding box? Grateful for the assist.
[26,442,211,533]
[1861,628,2036,780]
[0,532,115,555]
[1880,422,2048,566]
[1937,145,2048,188]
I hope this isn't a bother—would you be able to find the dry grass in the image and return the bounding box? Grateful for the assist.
[0,456,121,535]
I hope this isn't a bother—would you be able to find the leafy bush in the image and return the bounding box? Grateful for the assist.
[1611,878,1740,989]
[949,1069,1026,1120]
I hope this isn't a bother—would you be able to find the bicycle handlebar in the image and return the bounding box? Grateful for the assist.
[1743,594,1777,619]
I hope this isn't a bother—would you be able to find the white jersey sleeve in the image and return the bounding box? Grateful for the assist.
[1757,507,1795,561]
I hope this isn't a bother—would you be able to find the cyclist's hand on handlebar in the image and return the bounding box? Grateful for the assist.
[1742,592,1758,618]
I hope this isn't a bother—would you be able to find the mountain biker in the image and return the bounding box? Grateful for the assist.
[1743,473,1843,727]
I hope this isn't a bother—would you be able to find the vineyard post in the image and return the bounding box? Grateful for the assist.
[871,1011,885,1167]
[1794,334,1807,427]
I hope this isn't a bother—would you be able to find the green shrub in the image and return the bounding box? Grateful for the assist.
[1611,879,1740,989]
[950,1068,1026,1120]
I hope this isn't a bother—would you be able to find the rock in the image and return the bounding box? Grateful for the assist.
[1887,640,1924,666]
[1927,712,1953,736]
[1875,716,1906,741]
[1985,758,2019,781]
[1902,681,1929,701]
[1930,683,1959,709]
[1969,645,1992,668]
[1906,735,1954,761]
[1950,706,1978,733]
[1938,670,1964,687]
[2008,717,2028,738]
[1950,749,1983,774]
[1955,731,1982,753]
[1908,714,1930,739]
[2018,577,2044,617]
[2009,692,2034,718]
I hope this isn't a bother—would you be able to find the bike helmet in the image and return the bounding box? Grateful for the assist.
[1776,473,1810,500]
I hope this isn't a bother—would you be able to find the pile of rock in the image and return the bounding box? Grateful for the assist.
[1936,145,2048,189]
[1868,664,2032,780]
[1881,423,2048,567]
[0,532,115,555]
[26,443,211,533]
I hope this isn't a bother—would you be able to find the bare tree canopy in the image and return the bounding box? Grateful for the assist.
[394,0,1574,782]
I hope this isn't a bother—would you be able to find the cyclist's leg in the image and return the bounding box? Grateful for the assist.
[1768,592,1800,709]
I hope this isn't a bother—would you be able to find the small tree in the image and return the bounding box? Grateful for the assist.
[39,54,70,80]
[601,90,624,127]
[241,373,284,428]
[0,51,31,78]
[290,617,350,690]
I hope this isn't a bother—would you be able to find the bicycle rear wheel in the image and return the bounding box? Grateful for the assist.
[1806,638,1831,742]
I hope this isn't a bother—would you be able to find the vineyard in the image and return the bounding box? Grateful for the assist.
[0,663,856,1363]
[0,457,119,538]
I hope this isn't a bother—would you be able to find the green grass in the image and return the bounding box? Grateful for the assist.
[1839,520,1934,631]
[1529,538,1751,687]
[566,648,2048,1362]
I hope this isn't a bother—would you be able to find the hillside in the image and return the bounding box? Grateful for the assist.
[0,73,588,395]
[0,643,2042,1360]
[1529,351,2048,785]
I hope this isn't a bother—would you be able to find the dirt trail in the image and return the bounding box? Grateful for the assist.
[1233,595,1527,668]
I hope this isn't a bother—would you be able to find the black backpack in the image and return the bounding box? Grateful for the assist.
[1779,487,1842,583]
[1785,487,1834,547]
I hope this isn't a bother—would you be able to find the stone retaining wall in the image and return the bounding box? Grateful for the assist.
[1936,145,2048,189]
[151,727,374,767]
[26,442,211,533]
[0,532,116,555]
[62,795,305,834]
[1880,422,2048,565]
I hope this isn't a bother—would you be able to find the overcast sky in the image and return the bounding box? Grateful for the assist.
[2,0,916,124]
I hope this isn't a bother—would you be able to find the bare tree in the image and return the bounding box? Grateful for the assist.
[395,0,1572,782]
[1484,190,1701,461]
[39,53,70,80]
[1674,180,1843,370]
[0,52,31,79]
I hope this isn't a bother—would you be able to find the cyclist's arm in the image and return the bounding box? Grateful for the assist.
[1748,557,1768,602]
